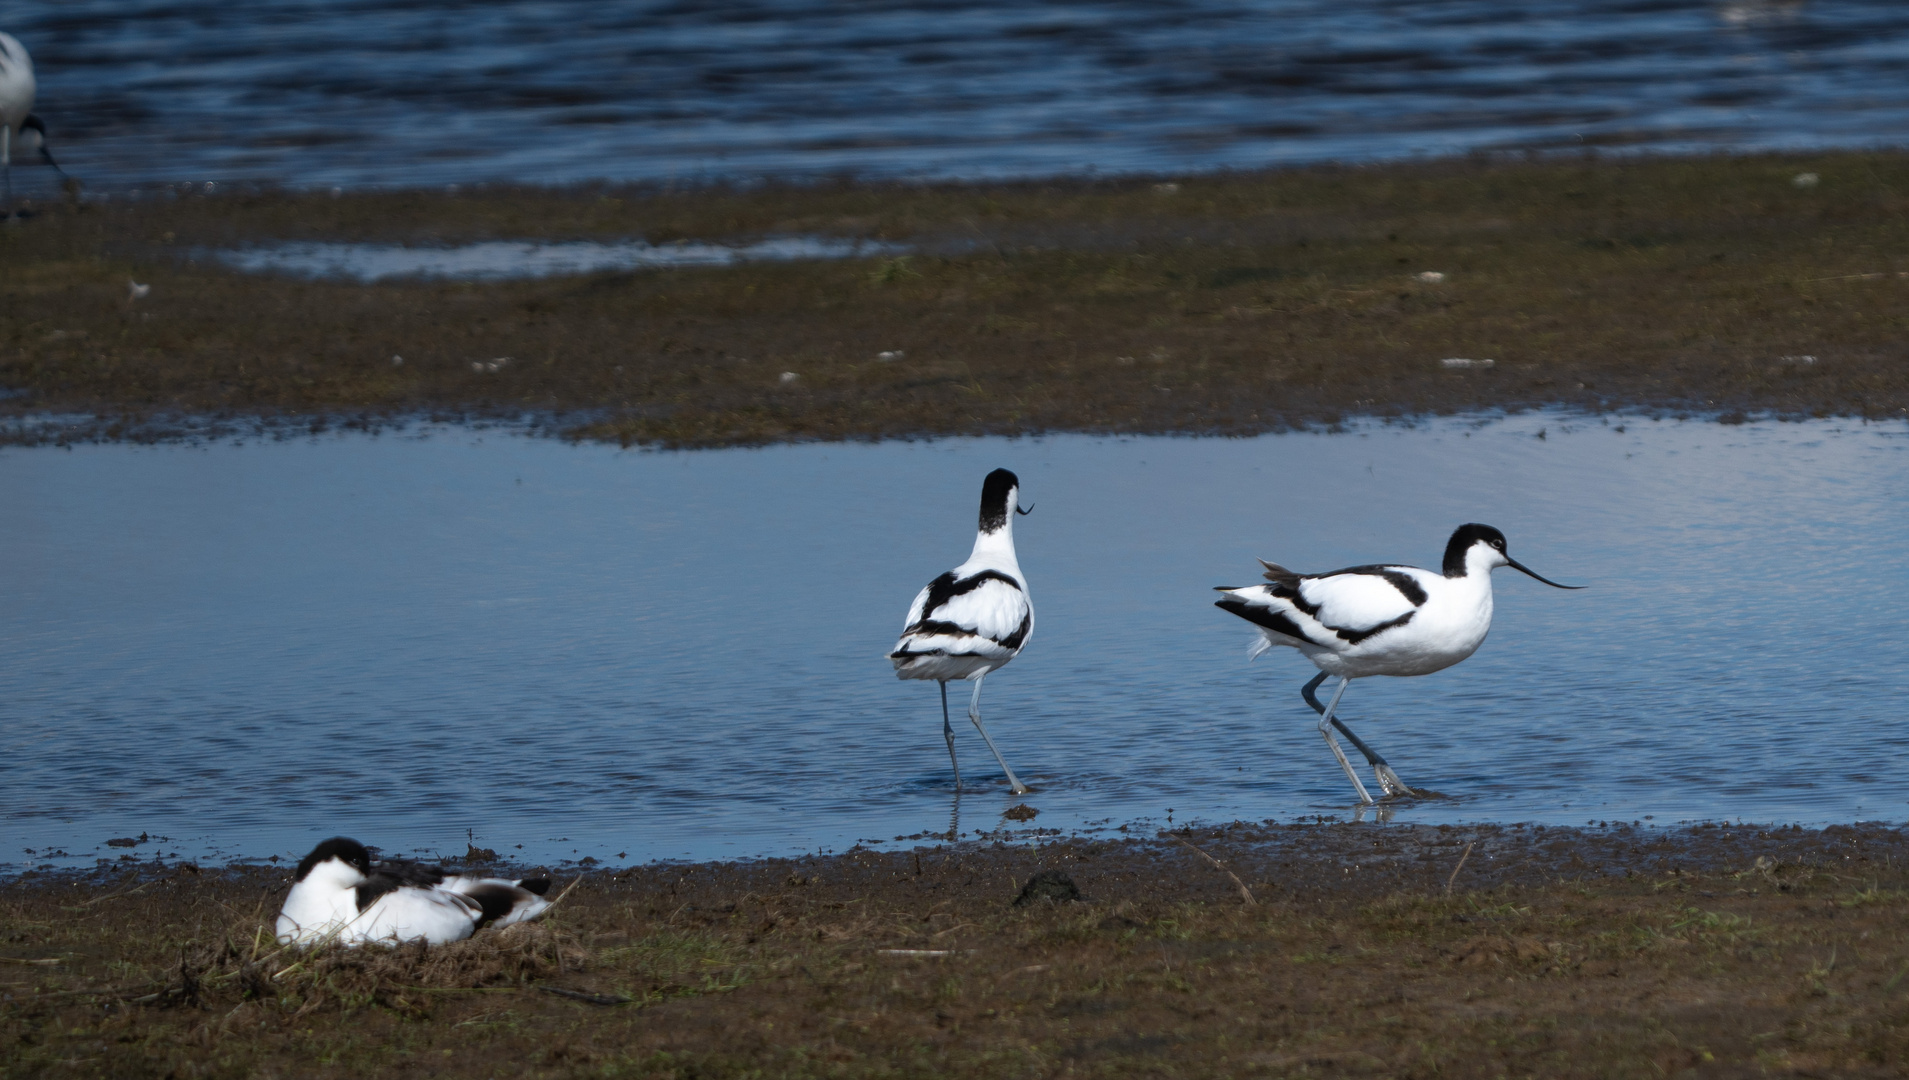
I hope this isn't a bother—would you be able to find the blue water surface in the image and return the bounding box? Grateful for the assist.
[4,1,1909,190]
[3,415,1907,871]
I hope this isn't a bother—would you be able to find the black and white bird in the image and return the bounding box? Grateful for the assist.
[0,32,63,212]
[889,468,1035,795]
[1215,523,1582,804]
[276,837,554,947]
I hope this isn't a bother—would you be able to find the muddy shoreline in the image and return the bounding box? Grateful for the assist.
[6,150,1909,448]
[7,822,1909,1076]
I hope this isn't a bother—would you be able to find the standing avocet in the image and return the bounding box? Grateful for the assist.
[0,32,61,214]
[890,468,1034,795]
[1214,523,1582,804]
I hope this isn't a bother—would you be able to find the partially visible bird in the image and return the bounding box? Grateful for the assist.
[1215,523,1582,804]
[0,32,65,214]
[276,837,554,947]
[890,468,1035,794]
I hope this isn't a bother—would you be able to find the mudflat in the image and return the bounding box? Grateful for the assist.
[4,151,1908,446]
[5,822,1908,1077]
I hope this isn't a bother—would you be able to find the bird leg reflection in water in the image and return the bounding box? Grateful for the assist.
[1302,672,1418,802]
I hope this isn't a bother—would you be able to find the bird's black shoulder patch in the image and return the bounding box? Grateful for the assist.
[354,872,406,912]
[909,570,1022,635]
[374,859,448,889]
[1306,565,1428,607]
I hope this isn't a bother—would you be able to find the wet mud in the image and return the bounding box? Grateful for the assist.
[6,150,1909,448]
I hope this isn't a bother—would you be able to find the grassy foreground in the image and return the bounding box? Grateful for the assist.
[4,151,1909,446]
[7,822,1909,1078]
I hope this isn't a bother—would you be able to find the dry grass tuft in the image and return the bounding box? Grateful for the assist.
[169,920,591,1017]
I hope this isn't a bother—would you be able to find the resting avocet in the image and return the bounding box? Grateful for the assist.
[890,468,1035,795]
[0,32,62,213]
[276,837,554,947]
[1215,523,1582,804]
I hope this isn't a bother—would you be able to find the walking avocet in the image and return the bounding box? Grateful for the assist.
[276,837,553,946]
[890,468,1034,795]
[1215,523,1582,804]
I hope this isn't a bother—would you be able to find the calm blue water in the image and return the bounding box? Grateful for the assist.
[5,1,1909,191]
[4,415,1909,871]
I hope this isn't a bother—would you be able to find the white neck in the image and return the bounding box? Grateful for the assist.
[967,518,1022,573]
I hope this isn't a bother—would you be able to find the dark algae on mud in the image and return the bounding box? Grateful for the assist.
[6,151,1909,446]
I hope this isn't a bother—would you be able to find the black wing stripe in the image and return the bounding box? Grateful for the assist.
[1301,565,1429,608]
[919,569,1022,621]
[1332,610,1415,644]
[1215,597,1316,645]
[999,611,1032,651]
[893,611,1029,654]
[459,883,524,929]
[355,873,403,912]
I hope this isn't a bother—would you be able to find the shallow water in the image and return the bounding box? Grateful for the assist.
[10,1,1909,191]
[209,236,908,282]
[4,415,1909,872]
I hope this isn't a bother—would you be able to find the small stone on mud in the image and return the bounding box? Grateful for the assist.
[1013,869,1080,906]
[1416,271,1446,283]
[779,371,800,385]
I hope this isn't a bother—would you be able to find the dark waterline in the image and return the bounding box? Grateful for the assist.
[8,1,1909,191]
[4,415,1908,872]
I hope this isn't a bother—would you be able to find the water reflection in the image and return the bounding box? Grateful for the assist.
[2,415,1908,872]
[210,236,905,282]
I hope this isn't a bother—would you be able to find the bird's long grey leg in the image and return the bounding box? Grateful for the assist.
[967,673,1028,795]
[1302,672,1417,798]
[940,680,961,792]
[1303,674,1372,805]
[3,126,12,220]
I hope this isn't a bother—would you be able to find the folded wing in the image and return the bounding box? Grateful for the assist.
[1216,565,1426,648]
[892,569,1032,661]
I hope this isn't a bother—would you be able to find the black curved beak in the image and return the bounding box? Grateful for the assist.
[1507,557,1584,589]
[1015,503,1033,516]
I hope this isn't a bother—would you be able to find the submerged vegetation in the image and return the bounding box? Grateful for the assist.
[4,151,1909,446]
[7,823,1909,1077]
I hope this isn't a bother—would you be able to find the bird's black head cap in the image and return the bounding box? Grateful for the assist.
[979,468,1021,532]
[1442,523,1506,575]
[294,837,373,881]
